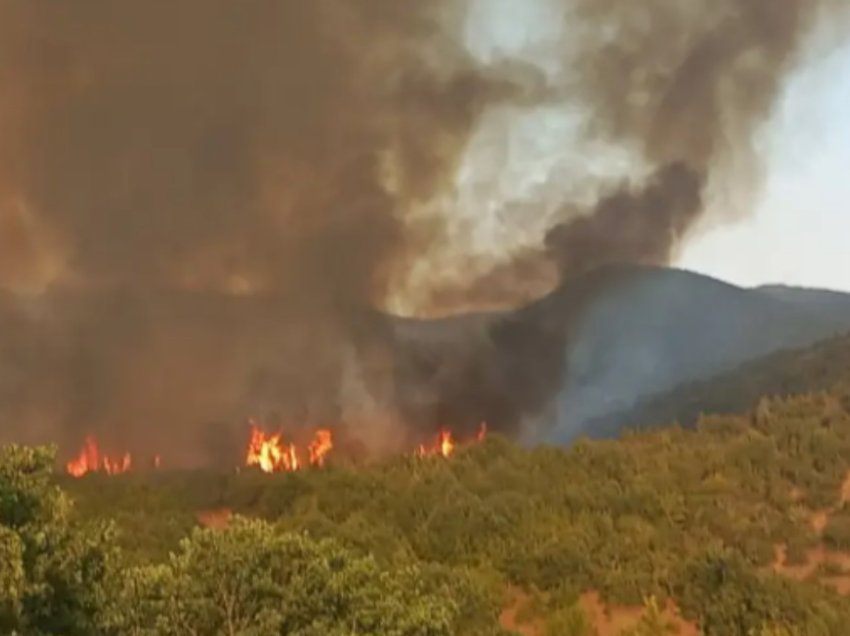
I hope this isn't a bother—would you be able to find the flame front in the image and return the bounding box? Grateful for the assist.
[66,436,133,477]
[245,422,333,473]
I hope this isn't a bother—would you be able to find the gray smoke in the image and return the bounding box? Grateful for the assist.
[0,0,844,462]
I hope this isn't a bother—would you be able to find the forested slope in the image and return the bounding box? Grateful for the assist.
[584,332,850,438]
[23,379,848,634]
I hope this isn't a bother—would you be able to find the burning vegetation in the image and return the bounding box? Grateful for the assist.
[65,436,132,477]
[244,422,333,474]
[66,420,488,476]
[416,422,488,459]
[0,0,843,462]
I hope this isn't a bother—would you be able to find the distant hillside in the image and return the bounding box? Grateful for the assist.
[757,284,850,321]
[583,331,850,438]
[545,266,850,442]
[388,265,850,444]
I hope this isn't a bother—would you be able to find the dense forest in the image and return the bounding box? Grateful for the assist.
[5,369,850,633]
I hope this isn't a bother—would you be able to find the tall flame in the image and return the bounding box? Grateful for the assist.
[66,436,100,477]
[66,436,133,477]
[308,429,333,467]
[245,422,333,473]
[439,429,455,458]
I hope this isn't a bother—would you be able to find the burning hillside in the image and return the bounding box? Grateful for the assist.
[0,0,845,463]
[65,420,488,476]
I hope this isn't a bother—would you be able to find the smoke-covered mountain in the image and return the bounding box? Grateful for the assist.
[2,264,849,461]
[388,264,850,444]
[756,285,850,321]
[539,267,850,441]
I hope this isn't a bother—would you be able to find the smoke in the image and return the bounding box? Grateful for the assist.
[413,0,842,310]
[545,163,704,277]
[0,1,508,298]
[0,0,844,460]
[0,0,522,459]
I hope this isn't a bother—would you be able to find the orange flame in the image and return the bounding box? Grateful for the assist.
[245,422,333,473]
[308,429,333,467]
[66,436,133,477]
[417,430,454,458]
[439,429,455,457]
[417,422,487,459]
[66,436,99,477]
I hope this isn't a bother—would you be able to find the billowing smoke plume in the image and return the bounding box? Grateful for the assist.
[418,0,841,311]
[545,163,703,277]
[546,0,831,273]
[0,0,522,460]
[0,0,843,461]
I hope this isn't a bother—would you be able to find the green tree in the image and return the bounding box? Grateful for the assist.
[0,444,116,634]
[109,516,470,635]
[0,525,24,631]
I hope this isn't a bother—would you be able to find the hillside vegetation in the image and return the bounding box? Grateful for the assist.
[5,382,850,633]
[586,332,850,438]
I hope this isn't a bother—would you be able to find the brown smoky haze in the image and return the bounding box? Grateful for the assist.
[0,0,845,467]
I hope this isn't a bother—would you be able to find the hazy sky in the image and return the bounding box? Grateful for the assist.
[463,0,850,293]
[678,39,850,292]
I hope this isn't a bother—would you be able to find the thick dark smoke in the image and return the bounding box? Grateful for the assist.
[0,0,518,461]
[547,0,831,273]
[545,163,704,277]
[436,0,840,306]
[0,0,843,462]
[0,1,504,297]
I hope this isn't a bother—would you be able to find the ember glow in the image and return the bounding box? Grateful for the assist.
[66,436,132,477]
[245,422,334,473]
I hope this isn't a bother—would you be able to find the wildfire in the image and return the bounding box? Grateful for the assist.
[245,422,334,473]
[308,429,333,467]
[417,422,487,459]
[66,436,132,477]
[65,420,488,477]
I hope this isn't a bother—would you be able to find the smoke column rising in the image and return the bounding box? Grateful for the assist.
[0,0,844,460]
[0,0,519,459]
[408,0,844,312]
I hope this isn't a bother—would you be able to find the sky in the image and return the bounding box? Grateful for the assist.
[678,40,850,292]
[461,0,850,294]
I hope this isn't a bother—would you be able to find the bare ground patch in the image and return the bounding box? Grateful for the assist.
[771,471,850,594]
[578,592,698,636]
[195,507,233,529]
[498,587,543,636]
